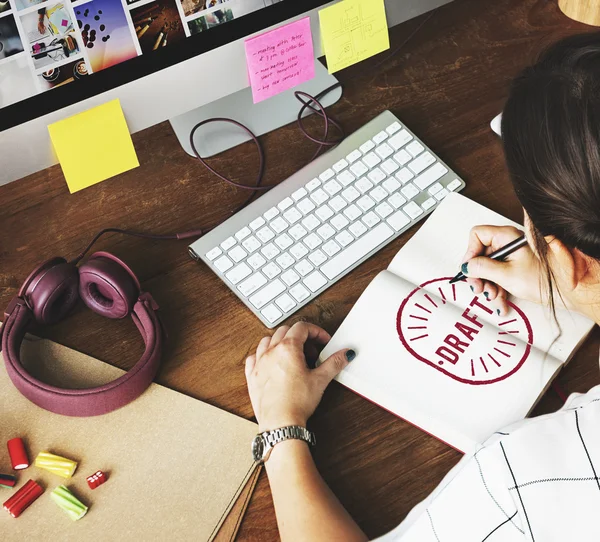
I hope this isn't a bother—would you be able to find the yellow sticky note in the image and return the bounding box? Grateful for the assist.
[319,0,390,74]
[48,99,139,194]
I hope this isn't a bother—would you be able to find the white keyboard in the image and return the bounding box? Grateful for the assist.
[189,111,465,328]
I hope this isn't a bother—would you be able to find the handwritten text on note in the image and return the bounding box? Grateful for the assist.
[244,17,315,104]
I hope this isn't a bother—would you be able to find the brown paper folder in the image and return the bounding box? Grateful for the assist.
[0,334,259,541]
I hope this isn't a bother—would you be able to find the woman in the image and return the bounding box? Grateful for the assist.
[245,33,600,541]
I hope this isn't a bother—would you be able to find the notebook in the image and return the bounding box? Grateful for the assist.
[319,193,595,453]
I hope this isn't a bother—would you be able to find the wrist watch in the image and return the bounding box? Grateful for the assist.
[251,425,316,464]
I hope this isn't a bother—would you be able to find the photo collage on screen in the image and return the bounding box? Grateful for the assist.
[0,0,283,109]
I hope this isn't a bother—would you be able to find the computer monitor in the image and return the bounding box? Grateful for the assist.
[0,0,452,186]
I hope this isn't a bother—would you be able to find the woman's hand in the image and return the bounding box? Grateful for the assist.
[245,322,353,432]
[461,225,543,315]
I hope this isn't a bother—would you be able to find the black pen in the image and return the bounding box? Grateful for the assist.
[449,235,528,284]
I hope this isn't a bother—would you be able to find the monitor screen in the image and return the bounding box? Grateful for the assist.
[0,0,329,130]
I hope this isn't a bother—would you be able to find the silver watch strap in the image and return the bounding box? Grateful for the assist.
[263,425,316,449]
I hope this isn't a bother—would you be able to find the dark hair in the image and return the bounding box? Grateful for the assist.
[502,32,600,315]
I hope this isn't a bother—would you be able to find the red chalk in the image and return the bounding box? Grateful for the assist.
[3,479,44,518]
[86,470,107,489]
[7,438,29,470]
[0,474,17,488]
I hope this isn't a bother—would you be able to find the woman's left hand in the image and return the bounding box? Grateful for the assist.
[245,322,353,432]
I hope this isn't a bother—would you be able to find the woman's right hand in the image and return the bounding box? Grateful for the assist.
[461,225,543,315]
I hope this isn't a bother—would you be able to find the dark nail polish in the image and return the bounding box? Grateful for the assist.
[497,309,501,316]
[484,291,489,300]
[346,350,356,362]
[461,262,469,275]
[470,285,474,292]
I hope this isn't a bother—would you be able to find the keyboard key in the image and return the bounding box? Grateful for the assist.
[308,249,327,266]
[270,216,288,234]
[292,187,307,201]
[333,159,348,173]
[388,192,407,209]
[381,159,400,175]
[408,152,436,175]
[330,214,349,231]
[329,195,347,212]
[317,223,336,240]
[276,252,295,270]
[350,161,369,178]
[401,183,419,200]
[362,152,381,168]
[288,224,308,241]
[311,188,329,206]
[324,180,342,196]
[297,198,316,215]
[349,221,368,238]
[281,269,300,286]
[356,177,374,194]
[343,204,362,221]
[422,197,436,211]
[263,262,282,279]
[306,178,321,192]
[389,129,413,150]
[342,186,360,203]
[290,243,309,260]
[357,195,375,211]
[221,237,236,251]
[367,167,386,184]
[322,240,341,256]
[302,214,320,231]
[386,122,402,135]
[447,178,462,191]
[335,230,354,247]
[304,233,323,250]
[395,167,414,184]
[228,245,247,262]
[238,272,267,297]
[283,208,302,224]
[359,140,375,154]
[214,255,233,272]
[403,201,424,219]
[321,223,394,280]
[315,205,334,222]
[406,141,425,157]
[242,236,261,253]
[295,259,314,276]
[250,279,286,309]
[250,217,266,231]
[362,211,381,228]
[275,233,293,250]
[264,207,279,220]
[235,226,251,241]
[320,168,335,182]
[256,226,275,243]
[383,177,401,193]
[261,243,280,259]
[337,170,355,187]
[413,163,448,190]
[387,210,410,231]
[435,188,450,200]
[375,202,394,219]
[290,283,310,303]
[206,247,222,261]
[393,149,412,166]
[248,253,266,270]
[226,262,252,285]
[375,143,394,160]
[304,271,327,292]
[275,293,297,313]
[373,130,389,144]
[369,186,388,203]
[346,149,362,164]
[428,182,444,195]
[261,303,283,323]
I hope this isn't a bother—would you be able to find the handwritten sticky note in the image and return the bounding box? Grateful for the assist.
[319,0,390,73]
[244,17,315,104]
[48,99,139,194]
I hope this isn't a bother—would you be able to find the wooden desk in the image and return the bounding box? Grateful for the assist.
[2,0,599,539]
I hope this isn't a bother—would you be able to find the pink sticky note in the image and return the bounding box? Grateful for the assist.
[61,19,68,27]
[244,17,315,104]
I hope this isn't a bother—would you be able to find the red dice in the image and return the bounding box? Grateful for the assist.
[86,470,107,490]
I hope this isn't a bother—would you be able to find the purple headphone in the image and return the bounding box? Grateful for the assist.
[0,227,202,417]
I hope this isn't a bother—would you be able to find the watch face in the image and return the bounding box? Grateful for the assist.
[251,435,264,462]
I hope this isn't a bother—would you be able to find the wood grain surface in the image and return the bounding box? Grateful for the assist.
[2,1,599,539]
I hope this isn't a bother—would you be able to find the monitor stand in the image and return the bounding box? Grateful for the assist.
[170,62,342,159]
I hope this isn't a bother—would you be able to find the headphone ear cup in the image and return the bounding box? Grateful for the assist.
[22,259,80,326]
[78,254,139,319]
